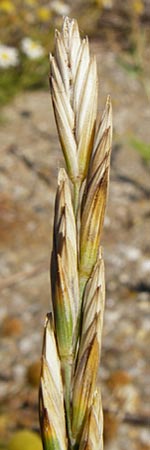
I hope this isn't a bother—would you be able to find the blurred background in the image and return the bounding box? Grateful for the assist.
[0,1,150,449]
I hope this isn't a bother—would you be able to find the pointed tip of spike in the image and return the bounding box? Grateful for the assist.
[49,53,53,62]
[106,93,111,103]
[44,312,53,329]
[106,94,112,112]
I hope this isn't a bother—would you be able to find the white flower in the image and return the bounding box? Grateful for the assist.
[51,1,71,16]
[21,38,45,59]
[0,44,19,68]
[102,0,113,8]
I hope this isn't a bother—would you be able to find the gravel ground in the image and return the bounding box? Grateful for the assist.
[0,42,150,449]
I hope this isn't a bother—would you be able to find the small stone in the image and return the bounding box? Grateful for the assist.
[138,445,150,450]
[1,316,23,337]
[140,259,150,273]
[13,364,26,380]
[106,370,140,414]
[107,370,131,390]
[123,246,141,261]
[20,337,32,354]
[104,411,119,443]
[26,361,41,387]
[8,430,42,450]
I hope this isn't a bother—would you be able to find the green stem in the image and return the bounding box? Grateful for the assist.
[62,359,73,448]
[73,181,81,219]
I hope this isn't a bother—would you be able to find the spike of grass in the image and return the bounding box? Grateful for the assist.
[39,16,112,450]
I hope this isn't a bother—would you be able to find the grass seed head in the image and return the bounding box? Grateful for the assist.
[40,16,112,450]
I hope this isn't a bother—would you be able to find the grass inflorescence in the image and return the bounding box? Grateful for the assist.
[39,17,112,450]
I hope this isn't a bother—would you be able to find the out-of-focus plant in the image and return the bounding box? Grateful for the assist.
[21,37,45,59]
[129,136,150,163]
[117,0,150,98]
[93,0,113,9]
[0,44,19,68]
[129,0,145,59]
[0,0,149,107]
[0,51,48,107]
[0,0,72,106]
[132,0,144,16]
[51,1,71,16]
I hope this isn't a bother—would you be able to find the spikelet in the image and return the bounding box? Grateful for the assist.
[51,168,79,361]
[79,388,103,450]
[72,256,105,444]
[50,17,98,183]
[39,16,112,450]
[39,314,67,450]
[79,97,112,297]
[79,254,105,359]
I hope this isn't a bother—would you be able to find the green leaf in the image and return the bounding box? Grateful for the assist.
[129,136,150,162]
[117,56,142,77]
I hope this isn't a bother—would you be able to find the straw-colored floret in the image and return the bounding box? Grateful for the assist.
[39,16,112,450]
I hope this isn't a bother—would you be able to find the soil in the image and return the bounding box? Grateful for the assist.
[0,41,150,449]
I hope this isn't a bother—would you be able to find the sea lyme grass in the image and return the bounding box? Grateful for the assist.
[39,17,112,450]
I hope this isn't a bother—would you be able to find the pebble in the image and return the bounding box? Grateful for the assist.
[19,338,33,354]
[140,259,150,273]
[104,411,120,443]
[106,370,140,415]
[26,361,41,387]
[13,365,26,380]
[121,246,141,261]
[1,317,23,337]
